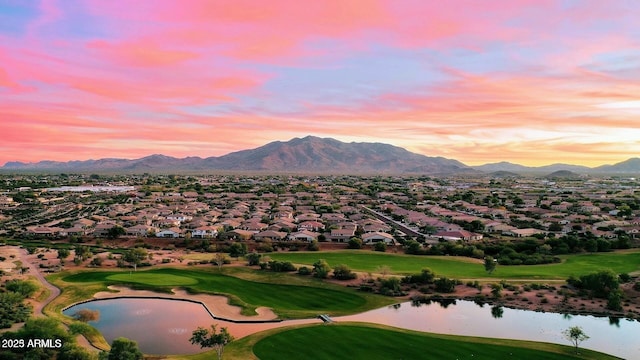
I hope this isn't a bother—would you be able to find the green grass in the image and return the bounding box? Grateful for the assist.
[248,323,618,360]
[268,249,640,279]
[58,267,391,319]
[106,273,198,286]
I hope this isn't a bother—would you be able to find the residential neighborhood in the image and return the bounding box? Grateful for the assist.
[1,173,638,251]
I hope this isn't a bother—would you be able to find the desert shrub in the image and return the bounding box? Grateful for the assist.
[333,264,357,280]
[434,277,457,293]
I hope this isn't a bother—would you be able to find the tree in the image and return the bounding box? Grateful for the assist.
[190,325,234,360]
[57,248,70,264]
[607,289,623,311]
[123,248,147,271]
[107,225,126,239]
[563,326,589,354]
[74,245,93,262]
[484,256,497,274]
[245,252,261,266]
[212,253,227,270]
[108,337,143,360]
[312,259,331,279]
[228,242,247,258]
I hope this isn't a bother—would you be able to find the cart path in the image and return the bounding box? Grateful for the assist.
[17,246,61,317]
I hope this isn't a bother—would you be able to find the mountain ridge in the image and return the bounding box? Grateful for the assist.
[2,136,639,174]
[0,136,470,174]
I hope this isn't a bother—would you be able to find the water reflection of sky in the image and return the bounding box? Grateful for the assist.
[64,298,213,355]
[63,298,317,355]
[336,300,639,360]
[64,298,639,358]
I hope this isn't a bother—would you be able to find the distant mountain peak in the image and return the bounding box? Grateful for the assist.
[1,136,471,174]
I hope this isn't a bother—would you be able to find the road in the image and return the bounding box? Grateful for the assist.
[360,206,439,245]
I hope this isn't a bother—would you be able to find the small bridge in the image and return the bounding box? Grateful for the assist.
[318,314,334,323]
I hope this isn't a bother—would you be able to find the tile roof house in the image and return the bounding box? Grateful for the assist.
[362,232,396,245]
[433,230,483,241]
[287,230,319,242]
[191,226,220,239]
[155,227,183,238]
[329,228,355,242]
[253,230,287,241]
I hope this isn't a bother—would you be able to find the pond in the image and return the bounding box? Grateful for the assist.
[64,297,639,358]
[63,298,215,355]
[337,299,639,360]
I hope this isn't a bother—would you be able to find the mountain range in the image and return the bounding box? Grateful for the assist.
[2,136,639,175]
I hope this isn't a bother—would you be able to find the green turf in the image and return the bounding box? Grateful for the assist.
[106,273,198,286]
[267,250,640,279]
[61,268,386,318]
[251,324,617,360]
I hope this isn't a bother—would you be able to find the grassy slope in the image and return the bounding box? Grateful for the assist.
[268,249,640,279]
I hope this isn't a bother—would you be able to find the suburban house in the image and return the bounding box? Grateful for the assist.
[92,223,118,237]
[362,232,396,245]
[253,230,287,241]
[191,226,219,239]
[287,230,318,242]
[126,224,156,237]
[224,229,254,241]
[433,230,483,241]
[329,228,355,242]
[297,220,325,232]
[155,227,183,238]
[503,228,545,237]
[62,227,86,237]
[28,226,63,237]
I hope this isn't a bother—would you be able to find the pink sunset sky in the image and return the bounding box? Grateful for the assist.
[1,0,639,167]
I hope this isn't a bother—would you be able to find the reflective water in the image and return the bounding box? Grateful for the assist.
[337,300,639,360]
[64,297,639,358]
[63,298,213,354]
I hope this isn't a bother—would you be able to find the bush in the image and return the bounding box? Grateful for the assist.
[333,264,357,280]
[402,268,435,285]
[297,266,311,275]
[434,277,457,293]
[379,277,403,296]
[307,240,320,251]
[313,259,331,279]
[267,261,296,272]
[374,242,387,252]
[246,252,261,266]
[619,273,632,283]
[348,237,363,249]
[5,280,38,298]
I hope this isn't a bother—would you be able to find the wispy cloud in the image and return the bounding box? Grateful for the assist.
[1,0,639,166]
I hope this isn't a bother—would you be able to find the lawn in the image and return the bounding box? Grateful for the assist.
[57,267,392,319]
[245,323,617,360]
[268,249,640,279]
